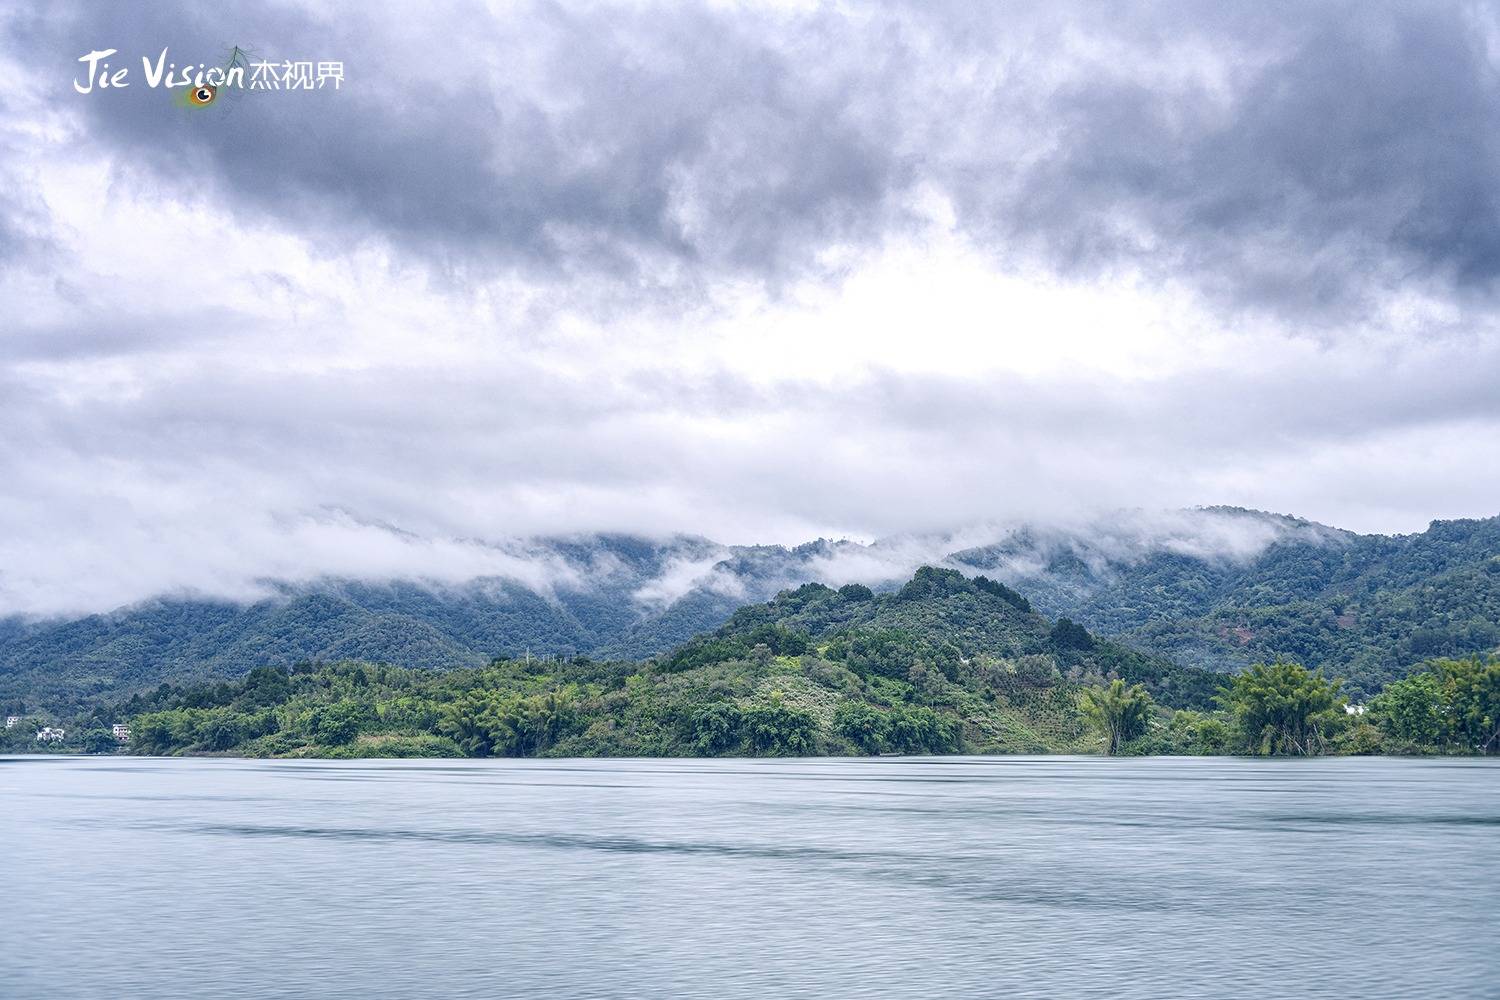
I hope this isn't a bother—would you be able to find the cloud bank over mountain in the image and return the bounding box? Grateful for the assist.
[3,2,1500,614]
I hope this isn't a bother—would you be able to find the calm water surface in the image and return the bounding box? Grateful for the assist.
[2,755,1496,998]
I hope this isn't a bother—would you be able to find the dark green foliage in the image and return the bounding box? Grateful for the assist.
[130,704,278,755]
[729,567,1217,709]
[1012,654,1060,687]
[1417,655,1500,753]
[828,628,959,682]
[1221,662,1342,756]
[973,575,1031,612]
[0,535,757,710]
[7,515,1500,715]
[884,706,961,754]
[439,688,581,757]
[0,718,43,753]
[663,623,811,672]
[960,512,1500,699]
[837,583,875,602]
[10,563,1497,760]
[197,707,247,751]
[690,703,743,754]
[1048,618,1094,652]
[1139,710,1233,755]
[237,666,291,708]
[80,728,118,754]
[311,701,369,746]
[830,700,960,755]
[894,566,971,602]
[1374,656,1500,749]
[833,701,888,753]
[782,583,837,607]
[31,568,1143,758]
[741,703,817,756]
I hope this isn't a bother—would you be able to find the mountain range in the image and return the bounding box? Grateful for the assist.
[3,507,1498,709]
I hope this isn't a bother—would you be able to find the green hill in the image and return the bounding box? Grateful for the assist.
[0,534,859,712]
[6,511,1500,713]
[959,511,1500,698]
[11,568,1227,758]
[665,567,1218,710]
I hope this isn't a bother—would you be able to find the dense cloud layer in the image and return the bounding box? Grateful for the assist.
[2,1,1499,615]
[11,1,1500,313]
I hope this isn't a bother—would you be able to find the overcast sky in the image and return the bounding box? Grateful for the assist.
[3,1,1500,615]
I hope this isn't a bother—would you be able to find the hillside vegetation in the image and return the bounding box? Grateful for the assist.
[11,568,1495,760]
[5,513,1500,712]
[961,512,1500,697]
[6,569,1222,757]
[0,535,835,711]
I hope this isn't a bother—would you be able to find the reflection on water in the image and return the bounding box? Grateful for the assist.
[2,756,1497,998]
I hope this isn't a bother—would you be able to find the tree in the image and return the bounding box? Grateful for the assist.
[691,704,743,755]
[1159,709,1233,755]
[131,711,188,755]
[495,689,579,756]
[1433,656,1500,753]
[236,666,291,709]
[439,688,581,757]
[1049,618,1095,652]
[1222,662,1341,756]
[1369,673,1445,749]
[0,717,42,752]
[312,701,368,747]
[1080,680,1153,754]
[885,705,960,754]
[81,728,118,754]
[973,575,1031,611]
[741,702,817,756]
[438,693,496,756]
[833,702,888,754]
[196,707,247,751]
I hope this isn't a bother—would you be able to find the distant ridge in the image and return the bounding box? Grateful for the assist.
[3,509,1498,708]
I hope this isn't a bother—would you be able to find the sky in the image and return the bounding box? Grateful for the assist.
[2,1,1500,616]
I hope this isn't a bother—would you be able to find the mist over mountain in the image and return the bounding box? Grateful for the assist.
[955,509,1500,696]
[3,506,1497,708]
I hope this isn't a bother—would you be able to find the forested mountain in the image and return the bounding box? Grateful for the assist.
[14,565,1497,760]
[0,534,845,710]
[955,510,1500,697]
[667,567,1220,709]
[3,510,1499,710]
[15,568,1228,760]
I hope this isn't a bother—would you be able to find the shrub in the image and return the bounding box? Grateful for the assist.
[312,701,369,746]
[833,702,888,754]
[741,703,817,756]
[885,706,960,754]
[690,703,744,755]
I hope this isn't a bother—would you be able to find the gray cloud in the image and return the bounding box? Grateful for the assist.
[9,1,1500,314]
[7,2,912,302]
[996,4,1500,318]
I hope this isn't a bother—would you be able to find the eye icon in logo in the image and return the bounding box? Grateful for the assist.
[189,85,216,106]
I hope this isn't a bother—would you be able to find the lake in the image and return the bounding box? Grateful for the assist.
[2,755,1496,998]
